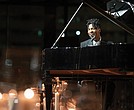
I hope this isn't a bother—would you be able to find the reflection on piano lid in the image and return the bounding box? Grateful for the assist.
[84,0,134,35]
[106,0,134,29]
[107,0,130,13]
[106,9,128,17]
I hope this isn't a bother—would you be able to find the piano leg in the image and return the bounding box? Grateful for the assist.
[44,71,52,110]
[102,79,115,110]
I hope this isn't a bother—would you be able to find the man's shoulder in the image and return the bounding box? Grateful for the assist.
[101,40,114,45]
[80,39,92,48]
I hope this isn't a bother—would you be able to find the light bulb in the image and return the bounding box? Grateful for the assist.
[24,88,34,99]
[0,93,2,99]
[9,89,17,98]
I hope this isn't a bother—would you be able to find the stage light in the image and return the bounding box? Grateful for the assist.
[61,33,65,37]
[76,30,81,36]
[24,88,34,99]
[0,93,2,99]
[9,89,17,98]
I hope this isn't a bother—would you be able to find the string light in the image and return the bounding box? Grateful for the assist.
[24,88,34,99]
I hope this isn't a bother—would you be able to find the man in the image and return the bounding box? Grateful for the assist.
[80,18,115,110]
[80,18,102,47]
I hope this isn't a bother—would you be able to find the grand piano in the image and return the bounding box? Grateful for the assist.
[43,44,134,74]
[42,0,134,110]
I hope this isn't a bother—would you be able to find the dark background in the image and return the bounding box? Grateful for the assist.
[0,0,134,90]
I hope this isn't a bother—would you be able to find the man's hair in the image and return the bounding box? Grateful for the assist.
[86,18,101,29]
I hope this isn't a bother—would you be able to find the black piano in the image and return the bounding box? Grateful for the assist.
[43,43,134,76]
[42,0,134,110]
[42,45,134,110]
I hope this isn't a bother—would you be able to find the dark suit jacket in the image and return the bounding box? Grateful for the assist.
[80,38,110,48]
[80,39,93,48]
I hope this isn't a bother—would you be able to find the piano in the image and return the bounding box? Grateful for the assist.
[42,0,134,110]
[43,43,134,76]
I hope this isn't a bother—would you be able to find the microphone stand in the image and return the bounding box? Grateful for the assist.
[51,2,83,49]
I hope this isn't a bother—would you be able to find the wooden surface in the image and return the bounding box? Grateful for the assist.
[49,68,134,76]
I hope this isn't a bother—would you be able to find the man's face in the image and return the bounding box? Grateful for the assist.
[87,24,101,40]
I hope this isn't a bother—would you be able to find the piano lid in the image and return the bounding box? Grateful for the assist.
[54,0,134,48]
[84,0,134,36]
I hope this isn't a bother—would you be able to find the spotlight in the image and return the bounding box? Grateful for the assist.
[24,88,34,99]
[0,93,2,100]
